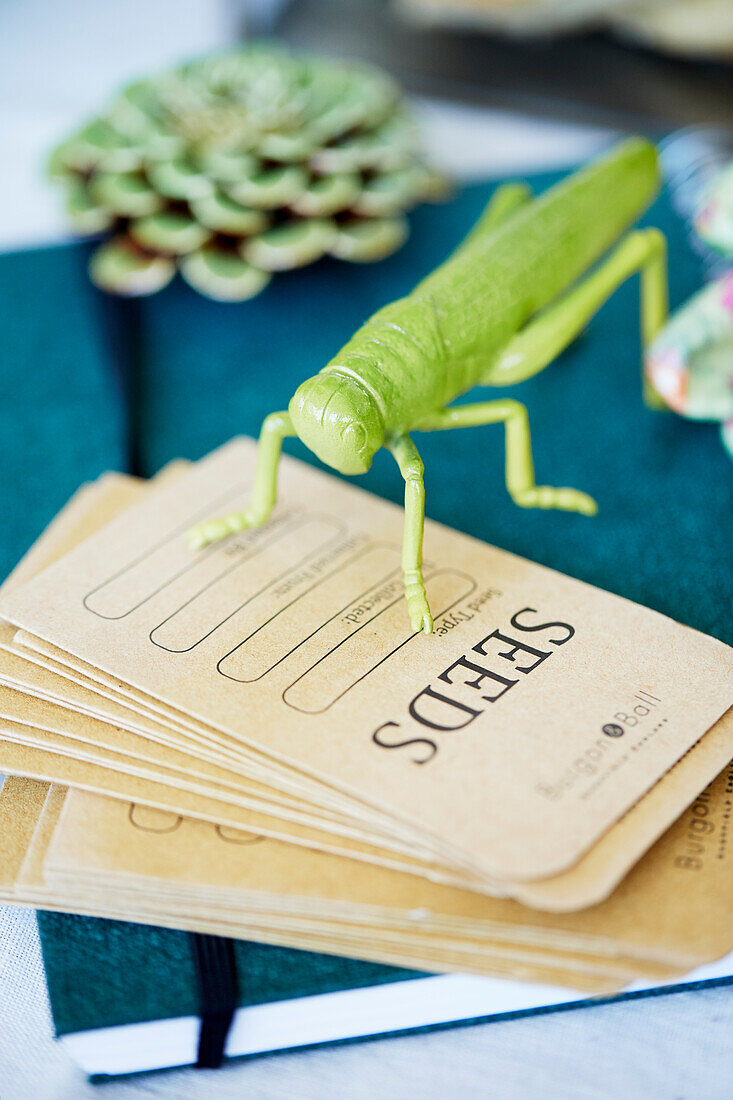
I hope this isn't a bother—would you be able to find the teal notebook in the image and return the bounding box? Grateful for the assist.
[1,162,730,1075]
[36,913,733,1077]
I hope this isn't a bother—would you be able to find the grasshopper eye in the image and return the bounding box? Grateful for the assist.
[342,422,367,454]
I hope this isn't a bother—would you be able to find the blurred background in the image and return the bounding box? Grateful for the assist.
[1,0,730,253]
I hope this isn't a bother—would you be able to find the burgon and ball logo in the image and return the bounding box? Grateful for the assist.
[602,722,625,738]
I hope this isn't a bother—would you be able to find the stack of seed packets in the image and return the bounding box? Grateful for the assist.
[0,437,731,991]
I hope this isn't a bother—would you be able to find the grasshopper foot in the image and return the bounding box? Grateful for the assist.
[404,571,434,634]
[513,486,598,516]
[407,593,434,634]
[187,510,260,549]
[411,605,434,634]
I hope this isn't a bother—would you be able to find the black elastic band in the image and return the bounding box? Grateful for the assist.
[191,933,239,1069]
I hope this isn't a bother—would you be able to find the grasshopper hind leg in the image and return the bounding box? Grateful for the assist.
[188,411,294,548]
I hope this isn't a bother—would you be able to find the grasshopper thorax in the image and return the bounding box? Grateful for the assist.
[289,372,384,475]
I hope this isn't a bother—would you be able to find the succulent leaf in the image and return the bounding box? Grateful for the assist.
[89,172,165,218]
[242,218,336,271]
[352,167,423,218]
[65,179,115,234]
[180,247,271,301]
[330,216,408,262]
[225,165,307,209]
[130,212,212,254]
[146,158,215,200]
[90,237,176,295]
[190,192,268,235]
[292,172,361,216]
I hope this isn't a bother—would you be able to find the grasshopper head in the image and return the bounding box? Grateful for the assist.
[289,373,384,475]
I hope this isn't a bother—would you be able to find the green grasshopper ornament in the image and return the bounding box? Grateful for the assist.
[190,138,668,633]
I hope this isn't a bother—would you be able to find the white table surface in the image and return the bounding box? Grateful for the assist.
[2,2,731,1096]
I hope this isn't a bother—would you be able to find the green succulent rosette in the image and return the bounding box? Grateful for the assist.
[48,45,447,301]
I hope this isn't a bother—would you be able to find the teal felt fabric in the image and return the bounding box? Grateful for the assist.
[6,165,731,1039]
[0,244,126,581]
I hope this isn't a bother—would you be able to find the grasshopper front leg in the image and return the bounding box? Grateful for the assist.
[387,434,433,635]
[188,411,294,548]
